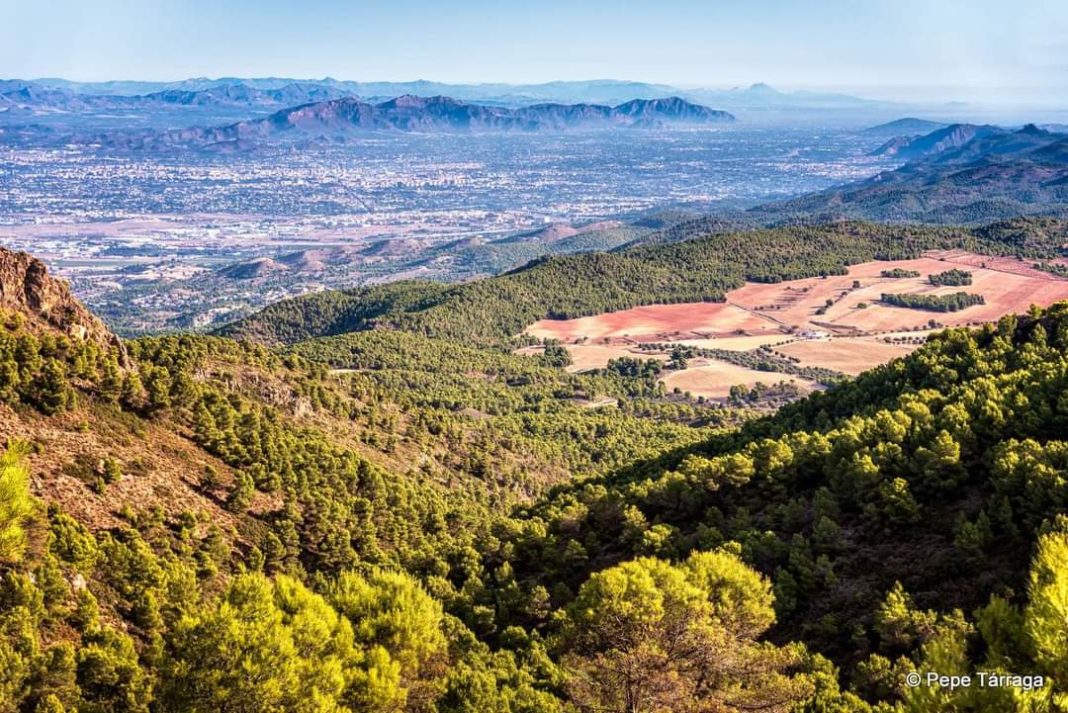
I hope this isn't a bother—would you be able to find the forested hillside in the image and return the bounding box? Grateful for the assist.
[0,249,762,712]
[223,218,1068,345]
[494,303,1068,710]
[6,242,1068,711]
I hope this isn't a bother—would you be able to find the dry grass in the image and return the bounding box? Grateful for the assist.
[775,338,918,376]
[0,402,251,536]
[659,358,821,399]
[673,334,796,351]
[514,344,667,372]
[564,345,667,372]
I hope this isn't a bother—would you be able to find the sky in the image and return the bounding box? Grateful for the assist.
[2,0,1067,104]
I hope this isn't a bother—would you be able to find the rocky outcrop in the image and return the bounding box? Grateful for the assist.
[0,248,128,363]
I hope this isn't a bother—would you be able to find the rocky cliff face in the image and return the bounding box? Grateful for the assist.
[0,248,128,363]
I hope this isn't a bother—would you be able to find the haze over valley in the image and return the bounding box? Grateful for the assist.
[5,70,1068,414]
[1,94,897,332]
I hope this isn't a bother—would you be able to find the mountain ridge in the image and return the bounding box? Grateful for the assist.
[198,94,736,136]
[10,76,886,109]
[868,123,1003,160]
[73,95,735,149]
[755,124,1068,223]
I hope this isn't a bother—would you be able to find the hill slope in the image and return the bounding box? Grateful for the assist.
[0,248,126,359]
[7,242,1068,709]
[222,219,1068,345]
[0,246,756,711]
[762,125,1068,223]
[501,301,1068,709]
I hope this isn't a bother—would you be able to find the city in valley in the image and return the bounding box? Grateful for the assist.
[5,83,1068,404]
[2,126,887,333]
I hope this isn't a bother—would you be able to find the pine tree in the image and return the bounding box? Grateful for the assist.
[0,442,34,565]
[560,551,810,713]
[226,471,255,513]
[98,355,122,403]
[1025,529,1068,688]
[34,359,73,415]
[120,371,148,412]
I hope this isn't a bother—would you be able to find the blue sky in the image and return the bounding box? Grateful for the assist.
[2,0,1066,103]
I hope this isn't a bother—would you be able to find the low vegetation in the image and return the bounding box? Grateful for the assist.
[928,268,973,286]
[880,268,920,278]
[1034,261,1068,278]
[881,292,986,312]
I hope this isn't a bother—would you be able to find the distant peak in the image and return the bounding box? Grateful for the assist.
[380,94,462,108]
[1018,123,1048,136]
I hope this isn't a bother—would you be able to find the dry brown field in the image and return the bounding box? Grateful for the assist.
[515,344,667,372]
[562,345,668,372]
[673,334,796,351]
[526,252,1068,346]
[520,252,1068,399]
[775,338,918,376]
[524,302,779,342]
[660,359,821,399]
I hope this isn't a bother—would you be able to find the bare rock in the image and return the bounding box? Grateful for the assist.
[0,248,129,365]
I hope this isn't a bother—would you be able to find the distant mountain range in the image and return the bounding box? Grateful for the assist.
[0,77,887,113]
[0,81,352,114]
[685,82,887,109]
[41,95,734,149]
[5,77,682,105]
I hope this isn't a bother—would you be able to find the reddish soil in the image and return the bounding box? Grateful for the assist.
[520,252,1068,394]
[525,302,783,343]
[526,252,1068,343]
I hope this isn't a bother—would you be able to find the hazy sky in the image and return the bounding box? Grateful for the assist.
[3,0,1066,103]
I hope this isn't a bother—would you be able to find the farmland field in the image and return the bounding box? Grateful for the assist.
[516,343,669,372]
[521,251,1068,400]
[660,359,822,399]
[523,302,777,343]
[773,337,917,376]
